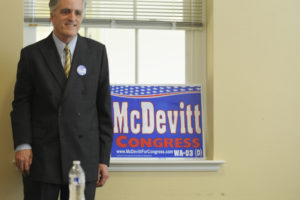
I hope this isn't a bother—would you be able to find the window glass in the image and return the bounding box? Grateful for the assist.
[138,29,185,84]
[88,28,135,84]
[27,27,187,85]
[36,26,53,41]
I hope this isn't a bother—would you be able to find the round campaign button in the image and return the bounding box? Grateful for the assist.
[77,65,87,76]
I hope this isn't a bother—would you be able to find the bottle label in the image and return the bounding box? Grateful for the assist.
[74,177,80,184]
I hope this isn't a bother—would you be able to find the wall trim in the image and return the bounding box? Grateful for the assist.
[109,160,225,172]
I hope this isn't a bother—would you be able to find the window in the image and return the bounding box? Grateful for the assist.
[138,29,185,84]
[23,0,205,85]
[88,28,136,84]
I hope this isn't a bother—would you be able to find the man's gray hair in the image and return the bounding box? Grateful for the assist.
[49,0,86,14]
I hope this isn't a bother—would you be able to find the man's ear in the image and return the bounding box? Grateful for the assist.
[50,12,54,22]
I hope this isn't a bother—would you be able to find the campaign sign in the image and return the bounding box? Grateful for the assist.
[110,85,204,159]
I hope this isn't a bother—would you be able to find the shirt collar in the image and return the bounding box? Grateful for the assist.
[52,32,78,59]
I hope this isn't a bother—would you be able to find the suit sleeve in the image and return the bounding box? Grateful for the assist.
[97,45,113,166]
[10,48,33,149]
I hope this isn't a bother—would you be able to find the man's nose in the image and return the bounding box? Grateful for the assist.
[68,11,76,21]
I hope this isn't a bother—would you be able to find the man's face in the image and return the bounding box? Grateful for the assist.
[50,0,83,43]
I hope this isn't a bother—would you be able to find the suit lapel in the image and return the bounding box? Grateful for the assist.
[70,35,86,77]
[40,34,67,89]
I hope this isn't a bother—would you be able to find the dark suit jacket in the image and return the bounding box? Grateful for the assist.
[11,33,113,184]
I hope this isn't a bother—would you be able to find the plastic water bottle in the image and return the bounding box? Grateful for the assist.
[69,160,86,200]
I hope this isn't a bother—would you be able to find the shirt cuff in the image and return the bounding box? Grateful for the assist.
[15,144,32,152]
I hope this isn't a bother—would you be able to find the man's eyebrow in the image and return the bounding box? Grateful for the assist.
[59,8,83,14]
[60,8,71,13]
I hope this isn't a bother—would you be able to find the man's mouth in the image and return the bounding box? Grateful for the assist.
[65,23,77,27]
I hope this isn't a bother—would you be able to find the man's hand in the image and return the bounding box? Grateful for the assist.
[96,164,109,187]
[15,149,32,176]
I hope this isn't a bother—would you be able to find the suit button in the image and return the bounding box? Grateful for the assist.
[58,108,62,116]
[77,112,81,116]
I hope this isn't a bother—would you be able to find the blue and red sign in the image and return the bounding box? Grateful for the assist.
[110,85,204,159]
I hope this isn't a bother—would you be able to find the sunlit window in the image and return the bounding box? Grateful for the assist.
[88,28,136,84]
[138,30,185,84]
[24,0,204,85]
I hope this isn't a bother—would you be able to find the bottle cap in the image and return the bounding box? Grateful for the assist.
[73,160,81,164]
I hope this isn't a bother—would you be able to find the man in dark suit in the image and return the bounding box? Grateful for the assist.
[10,0,113,199]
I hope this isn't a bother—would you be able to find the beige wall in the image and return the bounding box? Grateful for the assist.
[211,0,300,199]
[1,0,300,199]
[0,1,24,199]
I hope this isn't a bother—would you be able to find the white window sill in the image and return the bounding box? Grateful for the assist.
[109,160,225,172]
